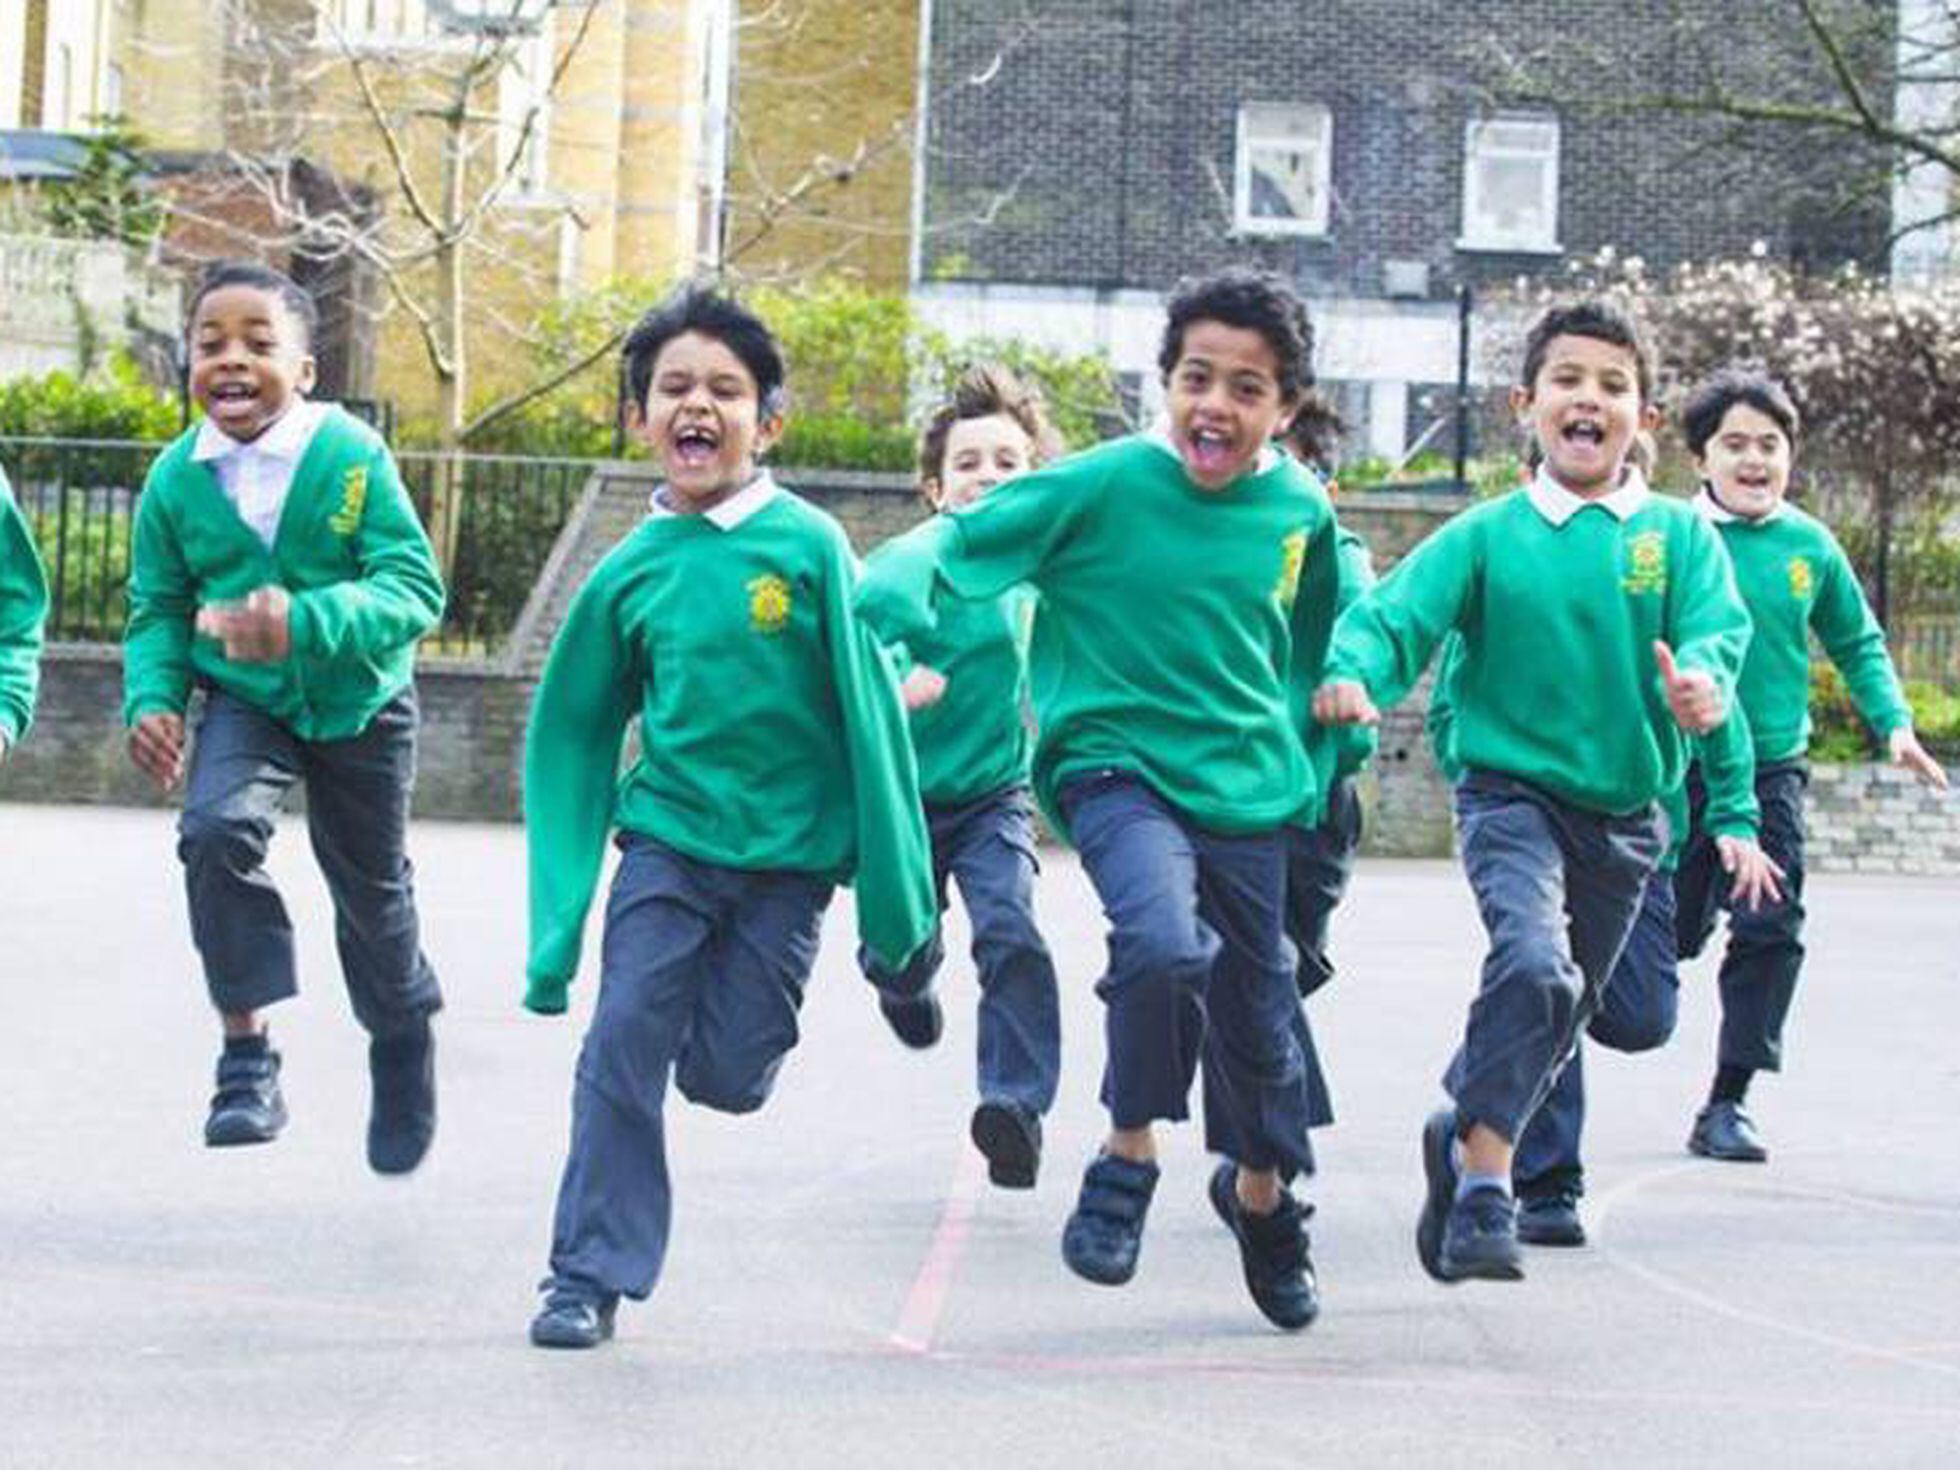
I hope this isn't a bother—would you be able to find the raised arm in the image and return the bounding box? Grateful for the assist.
[288,446,445,663]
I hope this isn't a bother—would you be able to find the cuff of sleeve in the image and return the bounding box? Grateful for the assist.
[524,972,570,1015]
[125,698,183,728]
[1707,816,1759,843]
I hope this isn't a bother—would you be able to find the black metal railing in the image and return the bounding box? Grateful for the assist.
[0,436,592,657]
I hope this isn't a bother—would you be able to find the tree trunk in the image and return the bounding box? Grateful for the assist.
[426,92,470,581]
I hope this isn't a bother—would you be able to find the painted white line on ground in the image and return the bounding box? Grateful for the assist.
[1589,1159,1960,1380]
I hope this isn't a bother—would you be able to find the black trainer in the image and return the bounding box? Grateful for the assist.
[204,1043,287,1147]
[1442,1185,1525,1281]
[1061,1153,1159,1286]
[1415,1107,1458,1282]
[367,1022,436,1176]
[529,1279,619,1350]
[1207,1161,1319,1331]
[877,992,944,1050]
[970,1098,1041,1189]
[1688,1101,1768,1162]
[1516,1187,1587,1247]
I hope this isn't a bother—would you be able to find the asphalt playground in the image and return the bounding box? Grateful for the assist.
[0,800,1954,1468]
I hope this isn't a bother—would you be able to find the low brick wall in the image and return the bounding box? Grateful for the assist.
[1804,762,1960,875]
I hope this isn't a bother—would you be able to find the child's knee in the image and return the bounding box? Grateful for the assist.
[176,805,268,870]
[1108,915,1214,993]
[674,1045,787,1115]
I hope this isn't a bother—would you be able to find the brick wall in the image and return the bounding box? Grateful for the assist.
[922,2,1890,294]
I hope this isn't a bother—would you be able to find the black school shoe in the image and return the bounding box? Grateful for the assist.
[1415,1107,1459,1282]
[367,1022,437,1176]
[1207,1162,1319,1331]
[1688,1101,1768,1162]
[1516,1186,1587,1247]
[970,1098,1042,1189]
[204,1044,288,1147]
[1062,1153,1159,1286]
[529,1279,619,1350]
[1442,1187,1525,1281]
[877,992,944,1050]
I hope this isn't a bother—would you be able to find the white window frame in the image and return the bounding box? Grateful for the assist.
[1458,114,1561,254]
[1233,102,1333,238]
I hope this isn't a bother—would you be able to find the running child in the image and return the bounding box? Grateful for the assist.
[523,284,936,1350]
[1315,300,1752,1283]
[1674,368,1948,1162]
[859,266,1339,1332]
[0,462,49,762]
[123,261,445,1173]
[860,363,1063,1190]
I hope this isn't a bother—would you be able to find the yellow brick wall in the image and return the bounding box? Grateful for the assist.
[726,0,919,289]
[113,1,713,431]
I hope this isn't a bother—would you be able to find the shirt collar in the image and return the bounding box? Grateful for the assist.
[1693,482,1786,525]
[648,469,781,529]
[191,398,325,463]
[1144,418,1279,480]
[1525,463,1651,526]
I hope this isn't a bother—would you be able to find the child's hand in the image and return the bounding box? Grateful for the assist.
[1654,640,1722,734]
[1889,726,1950,791]
[1312,679,1379,727]
[128,711,187,792]
[197,585,293,663]
[900,665,948,711]
[1716,834,1785,911]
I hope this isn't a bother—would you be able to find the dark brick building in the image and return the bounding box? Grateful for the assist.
[910,1,1895,458]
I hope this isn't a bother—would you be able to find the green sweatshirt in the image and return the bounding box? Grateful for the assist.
[523,482,936,1012]
[869,536,1036,806]
[123,405,444,740]
[0,466,50,746]
[856,433,1340,839]
[1426,632,1757,870]
[1329,483,1750,816]
[1292,524,1378,825]
[1699,494,1912,764]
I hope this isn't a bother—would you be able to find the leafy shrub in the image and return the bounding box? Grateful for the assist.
[1808,664,1960,761]
[0,352,179,441]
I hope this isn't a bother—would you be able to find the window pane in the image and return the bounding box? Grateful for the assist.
[1249,140,1322,221]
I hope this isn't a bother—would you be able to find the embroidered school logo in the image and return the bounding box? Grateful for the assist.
[747,573,792,635]
[1274,530,1307,609]
[1622,530,1668,596]
[1787,555,1814,601]
[328,466,368,536]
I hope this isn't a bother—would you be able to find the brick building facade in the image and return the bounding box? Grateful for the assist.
[913,2,1893,457]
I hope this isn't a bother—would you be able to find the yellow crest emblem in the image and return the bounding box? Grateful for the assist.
[747,573,792,635]
[1274,530,1307,609]
[1787,555,1814,600]
[329,466,368,536]
[1622,530,1668,596]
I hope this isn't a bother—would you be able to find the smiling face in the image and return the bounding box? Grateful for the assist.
[631,330,782,511]
[1697,402,1793,519]
[188,284,317,443]
[1163,319,1298,491]
[926,412,1035,510]
[1511,333,1657,497]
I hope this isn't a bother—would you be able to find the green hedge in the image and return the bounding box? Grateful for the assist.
[1809,664,1960,762]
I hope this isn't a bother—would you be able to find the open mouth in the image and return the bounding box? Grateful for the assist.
[1185,425,1237,477]
[671,423,720,469]
[1560,419,1605,448]
[208,382,259,407]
